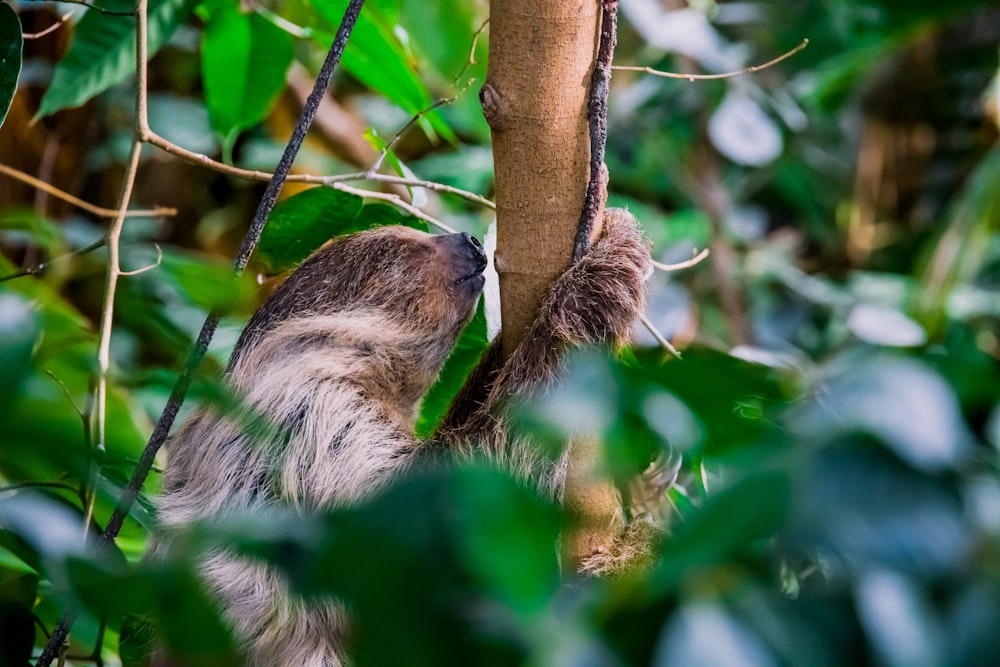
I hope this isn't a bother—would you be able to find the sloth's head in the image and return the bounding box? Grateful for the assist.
[232,225,488,364]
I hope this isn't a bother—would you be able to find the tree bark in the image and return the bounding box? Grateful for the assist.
[482,0,602,356]
[483,0,621,571]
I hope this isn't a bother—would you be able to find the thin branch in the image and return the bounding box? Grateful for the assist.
[324,172,495,210]
[367,96,457,175]
[0,164,177,218]
[652,247,710,272]
[453,17,489,85]
[143,130,493,212]
[336,184,456,233]
[119,243,162,276]
[573,0,617,262]
[640,312,682,359]
[0,239,104,282]
[22,12,73,39]
[44,370,86,419]
[612,38,809,81]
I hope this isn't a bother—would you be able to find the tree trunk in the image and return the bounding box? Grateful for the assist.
[481,0,601,355]
[482,0,621,571]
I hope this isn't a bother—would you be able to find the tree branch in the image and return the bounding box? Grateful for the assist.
[0,164,176,218]
[22,11,73,40]
[0,239,105,282]
[142,130,493,211]
[612,38,808,80]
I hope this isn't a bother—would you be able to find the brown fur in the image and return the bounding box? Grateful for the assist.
[147,212,652,665]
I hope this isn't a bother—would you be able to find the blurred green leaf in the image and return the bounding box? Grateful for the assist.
[69,559,241,666]
[152,247,257,313]
[257,187,364,272]
[0,292,40,416]
[417,301,487,436]
[652,472,791,593]
[0,1,22,129]
[34,0,199,119]
[202,6,294,150]
[789,441,968,577]
[790,355,969,472]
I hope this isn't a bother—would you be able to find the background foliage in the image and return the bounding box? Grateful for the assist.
[1,0,999,664]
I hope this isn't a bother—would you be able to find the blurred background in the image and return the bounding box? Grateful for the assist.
[1,0,999,664]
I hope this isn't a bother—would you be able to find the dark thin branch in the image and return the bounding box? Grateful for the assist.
[0,239,105,282]
[573,0,617,262]
[33,3,367,665]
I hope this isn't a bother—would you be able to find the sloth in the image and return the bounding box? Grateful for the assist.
[146,209,653,665]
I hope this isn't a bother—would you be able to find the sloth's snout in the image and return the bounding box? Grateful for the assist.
[436,231,488,291]
[461,232,488,272]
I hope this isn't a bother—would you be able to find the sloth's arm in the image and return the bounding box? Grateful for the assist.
[434,208,650,445]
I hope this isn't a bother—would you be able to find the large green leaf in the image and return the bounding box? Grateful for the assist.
[34,0,198,120]
[0,1,22,129]
[256,187,364,273]
[202,6,294,150]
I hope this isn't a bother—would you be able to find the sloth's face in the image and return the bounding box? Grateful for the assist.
[321,225,487,335]
[233,225,488,365]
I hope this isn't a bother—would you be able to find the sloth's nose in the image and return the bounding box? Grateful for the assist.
[462,232,487,267]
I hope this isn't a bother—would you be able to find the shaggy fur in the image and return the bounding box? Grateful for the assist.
[147,213,651,665]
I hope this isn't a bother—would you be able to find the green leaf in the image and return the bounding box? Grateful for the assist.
[354,201,427,232]
[0,1,22,129]
[416,301,487,437]
[34,0,199,120]
[309,0,455,143]
[202,6,294,148]
[0,292,41,416]
[652,472,791,593]
[257,188,364,273]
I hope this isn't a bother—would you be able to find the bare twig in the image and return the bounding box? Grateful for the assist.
[22,11,73,39]
[640,313,682,359]
[573,0,617,262]
[142,131,492,212]
[119,243,162,276]
[652,247,710,272]
[367,95,457,175]
[0,239,104,282]
[324,172,495,210]
[453,17,489,85]
[0,164,177,218]
[44,370,86,419]
[612,38,809,81]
